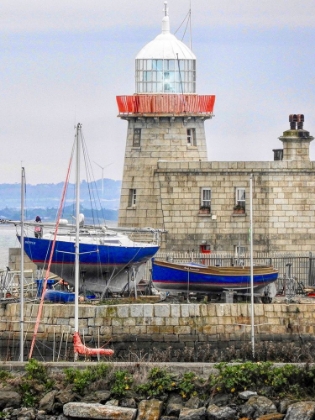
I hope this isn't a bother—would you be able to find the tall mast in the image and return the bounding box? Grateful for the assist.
[74,123,81,336]
[20,166,25,361]
[250,174,255,358]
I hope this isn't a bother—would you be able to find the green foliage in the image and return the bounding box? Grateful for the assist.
[178,372,200,399]
[19,382,37,407]
[64,363,110,394]
[110,370,134,398]
[210,362,273,394]
[25,358,48,383]
[210,362,315,398]
[137,367,177,398]
[0,369,12,381]
[18,359,54,407]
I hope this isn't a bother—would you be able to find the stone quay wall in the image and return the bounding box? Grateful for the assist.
[1,301,315,360]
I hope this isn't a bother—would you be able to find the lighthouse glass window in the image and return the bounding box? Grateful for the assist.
[136,59,196,94]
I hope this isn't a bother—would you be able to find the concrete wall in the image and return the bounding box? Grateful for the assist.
[1,301,314,360]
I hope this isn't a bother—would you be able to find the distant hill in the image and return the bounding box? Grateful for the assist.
[0,179,121,222]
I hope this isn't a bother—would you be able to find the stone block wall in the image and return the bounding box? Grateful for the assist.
[118,116,209,230]
[1,302,314,361]
[154,160,315,252]
[8,248,37,274]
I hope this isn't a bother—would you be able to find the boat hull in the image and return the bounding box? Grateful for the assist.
[18,236,159,292]
[151,259,279,293]
[44,289,75,303]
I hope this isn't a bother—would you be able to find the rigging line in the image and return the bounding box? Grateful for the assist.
[28,143,74,360]
[23,168,28,221]
[189,1,192,50]
[174,9,190,35]
[81,133,105,227]
[41,142,75,270]
[180,9,191,42]
[82,137,100,226]
[176,53,186,110]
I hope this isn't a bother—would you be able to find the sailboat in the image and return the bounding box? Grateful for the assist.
[4,124,162,295]
[28,123,115,360]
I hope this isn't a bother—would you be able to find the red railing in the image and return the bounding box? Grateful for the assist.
[116,94,215,115]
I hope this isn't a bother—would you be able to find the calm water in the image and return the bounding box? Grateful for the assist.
[0,225,21,270]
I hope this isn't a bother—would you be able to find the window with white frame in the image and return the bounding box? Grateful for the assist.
[187,128,196,146]
[200,188,211,210]
[128,189,137,207]
[235,188,246,209]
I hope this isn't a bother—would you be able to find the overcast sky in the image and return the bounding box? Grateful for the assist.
[1,0,315,185]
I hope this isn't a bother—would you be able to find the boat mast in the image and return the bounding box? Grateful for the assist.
[74,123,81,337]
[250,174,255,358]
[20,166,25,361]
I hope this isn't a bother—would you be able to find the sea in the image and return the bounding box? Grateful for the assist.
[0,225,21,270]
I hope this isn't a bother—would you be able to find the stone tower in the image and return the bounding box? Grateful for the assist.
[117,2,215,235]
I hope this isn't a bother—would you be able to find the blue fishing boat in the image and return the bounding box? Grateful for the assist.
[151,259,278,293]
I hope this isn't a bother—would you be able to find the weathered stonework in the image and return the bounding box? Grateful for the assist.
[1,302,315,360]
[119,119,315,252]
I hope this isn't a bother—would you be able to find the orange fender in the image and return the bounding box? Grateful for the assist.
[73,332,114,357]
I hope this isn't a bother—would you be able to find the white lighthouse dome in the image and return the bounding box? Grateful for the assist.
[135,2,196,94]
[136,30,196,61]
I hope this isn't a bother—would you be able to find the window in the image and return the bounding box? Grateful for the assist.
[128,189,137,207]
[187,128,196,146]
[133,129,141,147]
[135,59,196,94]
[235,245,246,255]
[234,245,247,266]
[201,188,211,211]
[235,188,245,210]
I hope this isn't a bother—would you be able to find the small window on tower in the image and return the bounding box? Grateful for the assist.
[128,189,137,207]
[187,128,196,146]
[133,129,141,147]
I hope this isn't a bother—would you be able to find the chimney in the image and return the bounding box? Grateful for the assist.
[278,114,313,161]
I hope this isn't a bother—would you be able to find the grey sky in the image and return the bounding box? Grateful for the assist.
[1,0,315,184]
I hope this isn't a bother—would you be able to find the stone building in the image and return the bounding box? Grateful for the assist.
[117,3,315,253]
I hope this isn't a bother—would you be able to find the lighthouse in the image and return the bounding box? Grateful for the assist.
[117,2,215,240]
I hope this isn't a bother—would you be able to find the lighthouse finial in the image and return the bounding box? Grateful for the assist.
[164,1,168,17]
[162,1,170,33]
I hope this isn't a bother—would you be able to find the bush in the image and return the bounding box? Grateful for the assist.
[209,361,315,399]
[64,363,110,394]
[137,367,177,398]
[110,370,134,398]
